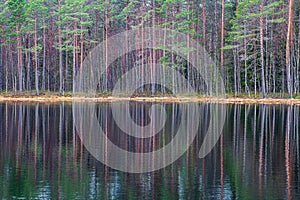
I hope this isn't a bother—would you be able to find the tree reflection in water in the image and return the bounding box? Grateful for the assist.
[0,102,299,199]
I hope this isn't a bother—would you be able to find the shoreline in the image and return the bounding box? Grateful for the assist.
[1,95,300,104]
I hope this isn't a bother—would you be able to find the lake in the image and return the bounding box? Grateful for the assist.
[0,102,299,199]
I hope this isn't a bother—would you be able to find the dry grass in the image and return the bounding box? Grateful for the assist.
[1,95,300,105]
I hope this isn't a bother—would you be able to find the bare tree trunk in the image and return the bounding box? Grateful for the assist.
[237,50,241,93]
[172,6,175,93]
[187,0,191,94]
[5,41,8,92]
[58,0,63,93]
[72,22,77,94]
[296,12,300,93]
[233,49,237,96]
[105,0,110,92]
[286,0,294,98]
[254,42,257,96]
[1,25,4,90]
[34,18,39,95]
[80,16,84,94]
[26,38,31,91]
[259,1,266,98]
[244,24,249,95]
[141,3,144,93]
[258,104,266,198]
[270,28,276,94]
[17,24,23,92]
[202,0,207,95]
[152,0,156,95]
[265,15,270,94]
[65,33,68,91]
[42,17,46,91]
[221,0,225,81]
[48,16,54,91]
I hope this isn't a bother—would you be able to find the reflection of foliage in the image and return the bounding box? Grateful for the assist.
[0,103,297,199]
[223,148,253,200]
[224,147,281,200]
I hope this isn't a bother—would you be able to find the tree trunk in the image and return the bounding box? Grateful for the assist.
[34,18,39,95]
[58,0,63,93]
[286,0,294,98]
[221,0,225,81]
[80,16,84,94]
[42,17,46,91]
[26,38,31,91]
[259,1,266,98]
[254,43,257,96]
[105,0,110,92]
[16,24,23,92]
[72,21,77,94]
[65,33,68,91]
[152,0,156,95]
[244,24,249,95]
[202,0,207,94]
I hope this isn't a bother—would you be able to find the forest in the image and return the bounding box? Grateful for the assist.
[0,0,299,98]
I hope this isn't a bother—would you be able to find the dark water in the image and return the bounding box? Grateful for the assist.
[0,102,299,199]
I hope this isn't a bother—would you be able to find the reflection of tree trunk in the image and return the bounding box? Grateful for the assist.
[252,105,257,179]
[258,105,266,198]
[270,106,276,173]
[295,106,299,181]
[34,104,39,181]
[220,133,223,200]
[232,105,236,153]
[16,104,23,176]
[72,118,76,179]
[65,104,69,177]
[42,105,46,178]
[243,105,249,175]
[58,103,63,196]
[233,105,241,154]
[285,106,292,200]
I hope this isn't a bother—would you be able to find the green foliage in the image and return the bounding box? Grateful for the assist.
[0,0,298,96]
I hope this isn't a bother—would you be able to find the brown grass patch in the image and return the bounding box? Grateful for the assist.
[1,95,300,105]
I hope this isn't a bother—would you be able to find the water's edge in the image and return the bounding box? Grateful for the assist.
[1,96,300,104]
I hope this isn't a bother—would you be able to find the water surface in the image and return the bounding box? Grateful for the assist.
[0,102,299,199]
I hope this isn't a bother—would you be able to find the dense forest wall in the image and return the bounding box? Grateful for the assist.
[0,0,299,97]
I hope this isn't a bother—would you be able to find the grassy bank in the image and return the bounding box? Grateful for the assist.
[1,91,300,104]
